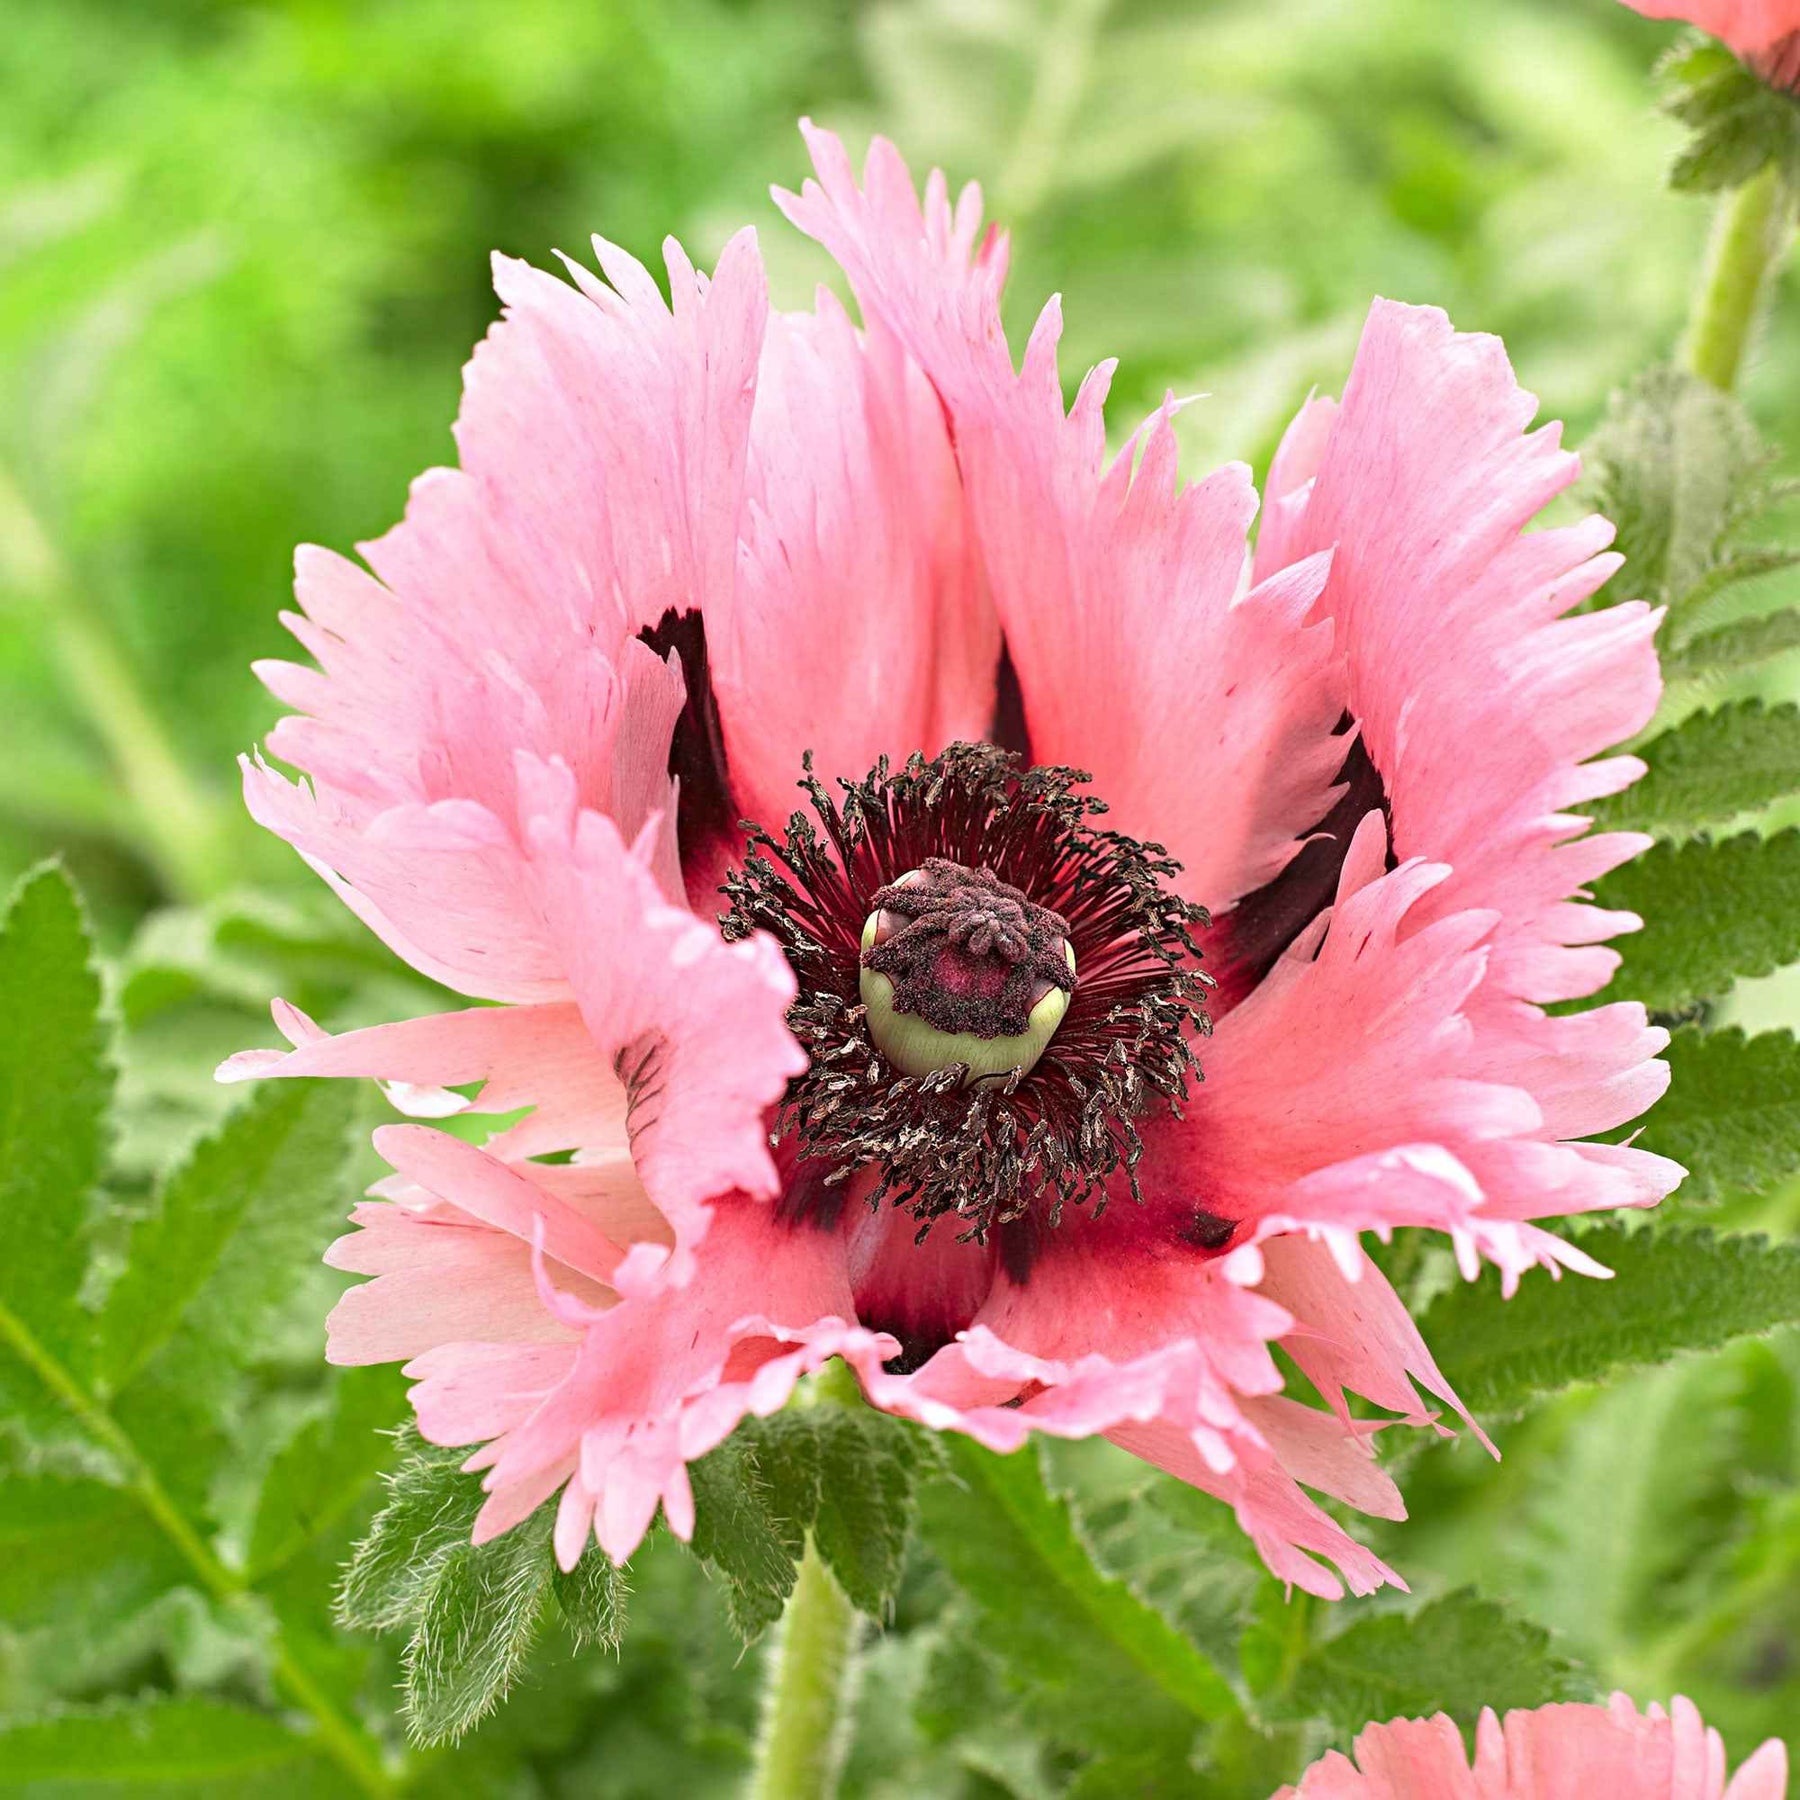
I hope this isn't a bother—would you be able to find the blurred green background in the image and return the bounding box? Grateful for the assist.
[6,0,1799,1783]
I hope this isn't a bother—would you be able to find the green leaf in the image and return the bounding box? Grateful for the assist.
[0,865,112,1386]
[1635,1028,1800,1205]
[1422,1224,1800,1418]
[338,1426,623,1745]
[1662,608,1800,683]
[552,1542,629,1652]
[1594,702,1800,836]
[0,1462,181,1630]
[98,1080,362,1396]
[246,1365,406,1581]
[1578,365,1772,612]
[0,1696,338,1792]
[1285,1590,1588,1738]
[794,1408,923,1617]
[687,1427,805,1641]
[1599,829,1800,1011]
[916,1438,1240,1758]
[337,1430,486,1633]
[1657,36,1800,193]
[402,1508,558,1747]
[686,1400,926,1637]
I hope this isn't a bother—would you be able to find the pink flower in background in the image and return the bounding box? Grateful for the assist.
[1624,1,1800,85]
[1276,1693,1787,1799]
[221,123,1680,1592]
[1623,1,1800,55]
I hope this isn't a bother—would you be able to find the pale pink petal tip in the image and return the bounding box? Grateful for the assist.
[1277,1691,1788,1798]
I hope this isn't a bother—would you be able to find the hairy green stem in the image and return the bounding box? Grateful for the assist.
[0,467,234,903]
[1682,165,1792,392]
[746,1361,867,1800]
[748,1543,863,1800]
[0,1298,397,1798]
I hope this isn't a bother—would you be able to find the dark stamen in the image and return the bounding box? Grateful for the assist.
[722,743,1211,1241]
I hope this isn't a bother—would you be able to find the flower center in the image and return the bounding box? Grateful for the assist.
[859,859,1076,1082]
[721,743,1210,1242]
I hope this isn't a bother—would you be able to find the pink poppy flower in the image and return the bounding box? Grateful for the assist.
[1623,1,1800,85]
[1276,1693,1787,1799]
[221,124,1680,1594]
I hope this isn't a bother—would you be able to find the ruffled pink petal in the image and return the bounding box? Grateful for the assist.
[1279,1693,1788,1799]
[1621,1,1800,52]
[1255,305,1667,1105]
[1149,809,1680,1296]
[253,231,770,982]
[712,290,1000,835]
[220,797,803,1272]
[773,124,1346,914]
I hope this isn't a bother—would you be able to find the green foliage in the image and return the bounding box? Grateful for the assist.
[1595,701,1800,834]
[1581,366,1781,610]
[1657,35,1800,193]
[1284,1590,1588,1738]
[915,1439,1239,1760]
[1637,1027,1800,1203]
[1422,1224,1800,1417]
[1663,606,1800,682]
[1599,829,1800,1011]
[688,1398,929,1639]
[0,1696,343,1794]
[339,1427,626,1745]
[0,867,112,1402]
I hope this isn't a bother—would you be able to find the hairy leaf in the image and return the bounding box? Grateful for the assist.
[1599,829,1800,1011]
[686,1401,926,1638]
[1637,1028,1800,1204]
[1595,702,1800,835]
[338,1426,623,1744]
[1286,1590,1588,1737]
[337,1430,487,1633]
[1423,1224,1800,1417]
[403,1508,558,1747]
[552,1543,629,1651]
[1658,36,1800,192]
[916,1438,1239,1756]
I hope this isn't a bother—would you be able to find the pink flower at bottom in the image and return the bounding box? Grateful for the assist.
[1277,1694,1787,1800]
[221,125,1681,1594]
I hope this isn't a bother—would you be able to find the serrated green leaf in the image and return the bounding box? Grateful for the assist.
[1658,37,1800,193]
[337,1426,618,1745]
[687,1427,804,1641]
[1599,829,1800,1011]
[337,1429,484,1633]
[402,1509,556,1747]
[246,1365,406,1581]
[1423,1224,1800,1418]
[0,1695,339,1792]
[799,1408,922,1617]
[1286,1590,1588,1739]
[1579,366,1770,611]
[1662,607,1800,683]
[0,1463,181,1631]
[0,865,112,1386]
[1636,1028,1800,1204]
[917,1438,1240,1757]
[98,1080,361,1396]
[1595,702,1800,835]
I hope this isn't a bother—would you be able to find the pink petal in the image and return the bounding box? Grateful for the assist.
[775,123,1346,914]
